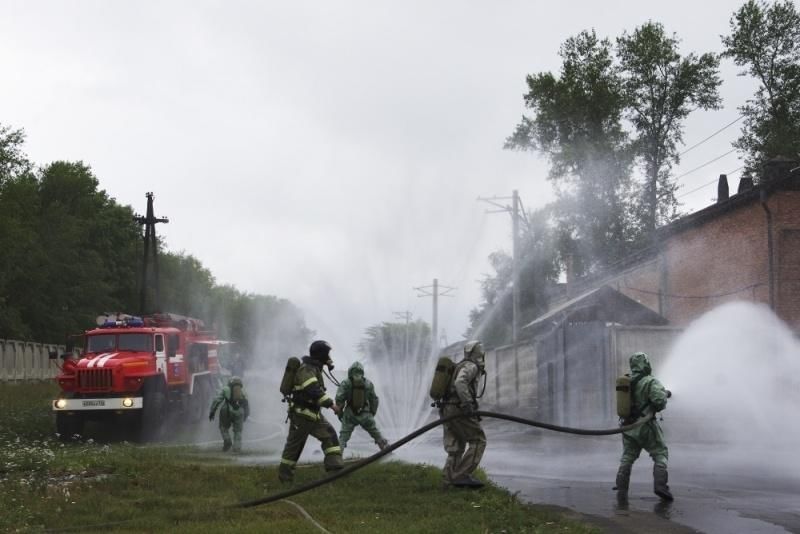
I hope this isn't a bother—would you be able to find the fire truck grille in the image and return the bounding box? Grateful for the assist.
[77,369,113,391]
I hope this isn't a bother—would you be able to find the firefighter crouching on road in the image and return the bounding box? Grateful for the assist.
[336,362,389,452]
[208,376,250,453]
[279,340,343,483]
[614,351,673,502]
[440,340,487,488]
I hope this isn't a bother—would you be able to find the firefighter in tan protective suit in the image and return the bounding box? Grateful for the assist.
[440,340,487,488]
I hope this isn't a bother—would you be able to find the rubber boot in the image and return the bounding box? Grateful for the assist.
[653,464,674,501]
[324,454,344,472]
[222,439,232,452]
[614,464,631,501]
[278,464,294,483]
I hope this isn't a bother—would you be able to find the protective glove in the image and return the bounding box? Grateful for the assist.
[208,413,215,422]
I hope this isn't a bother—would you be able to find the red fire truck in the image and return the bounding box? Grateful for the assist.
[51,312,228,441]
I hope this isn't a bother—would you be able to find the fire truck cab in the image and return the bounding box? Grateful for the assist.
[52,313,227,441]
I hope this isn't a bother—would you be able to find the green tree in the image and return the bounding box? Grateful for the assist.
[722,0,800,175]
[0,123,31,185]
[617,22,722,232]
[0,125,35,336]
[506,30,636,273]
[0,174,41,339]
[0,122,313,355]
[0,160,141,341]
[34,161,141,341]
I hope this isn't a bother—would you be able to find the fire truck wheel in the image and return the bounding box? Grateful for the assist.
[56,412,84,441]
[138,387,166,442]
[188,378,211,423]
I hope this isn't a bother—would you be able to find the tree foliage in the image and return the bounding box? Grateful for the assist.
[492,23,722,347]
[618,22,722,231]
[0,123,31,185]
[722,0,800,175]
[506,30,636,273]
[0,123,312,365]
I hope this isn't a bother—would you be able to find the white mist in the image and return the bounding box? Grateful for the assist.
[660,301,800,478]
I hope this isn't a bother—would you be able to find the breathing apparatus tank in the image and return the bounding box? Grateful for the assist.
[350,376,366,413]
[616,374,632,419]
[280,357,301,397]
[429,357,456,402]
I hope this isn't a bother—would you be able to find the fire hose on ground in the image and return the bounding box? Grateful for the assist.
[235,410,654,508]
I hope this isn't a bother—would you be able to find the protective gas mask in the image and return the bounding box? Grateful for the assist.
[326,359,335,371]
[475,354,486,373]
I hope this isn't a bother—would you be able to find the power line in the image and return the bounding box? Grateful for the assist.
[673,148,738,181]
[624,281,764,300]
[678,115,744,157]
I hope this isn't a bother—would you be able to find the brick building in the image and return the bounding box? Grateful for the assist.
[549,157,800,332]
[496,158,800,424]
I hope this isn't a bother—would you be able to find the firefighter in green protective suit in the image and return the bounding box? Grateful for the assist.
[614,352,673,501]
[278,340,343,483]
[335,362,389,451]
[440,340,487,489]
[208,376,250,453]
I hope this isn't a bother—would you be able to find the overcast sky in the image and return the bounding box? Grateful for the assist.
[0,1,754,356]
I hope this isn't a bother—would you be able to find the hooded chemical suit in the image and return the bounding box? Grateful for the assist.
[278,340,343,483]
[439,340,487,488]
[335,362,388,451]
[615,352,673,501]
[208,377,250,453]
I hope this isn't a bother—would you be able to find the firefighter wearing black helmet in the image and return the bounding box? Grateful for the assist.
[278,340,343,483]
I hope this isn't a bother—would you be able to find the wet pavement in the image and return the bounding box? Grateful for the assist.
[389,423,800,534]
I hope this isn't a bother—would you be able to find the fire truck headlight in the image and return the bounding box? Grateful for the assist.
[55,399,67,409]
[122,398,134,408]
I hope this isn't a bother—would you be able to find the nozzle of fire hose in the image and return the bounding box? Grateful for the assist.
[666,390,672,398]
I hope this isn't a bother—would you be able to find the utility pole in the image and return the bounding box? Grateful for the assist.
[478,190,527,404]
[134,192,169,315]
[393,311,413,361]
[414,278,455,358]
[477,190,525,349]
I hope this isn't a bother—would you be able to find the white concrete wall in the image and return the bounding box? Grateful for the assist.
[0,339,65,381]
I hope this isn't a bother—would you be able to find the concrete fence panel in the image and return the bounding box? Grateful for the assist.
[0,339,65,381]
[0,340,9,381]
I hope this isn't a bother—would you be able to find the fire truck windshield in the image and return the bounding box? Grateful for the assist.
[87,333,154,353]
[87,334,115,353]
